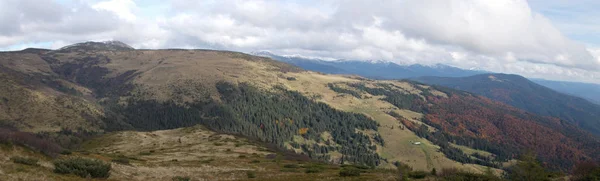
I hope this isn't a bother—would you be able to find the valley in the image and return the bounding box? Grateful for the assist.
[0,42,598,180]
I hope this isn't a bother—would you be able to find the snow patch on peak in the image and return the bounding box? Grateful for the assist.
[56,41,134,52]
[250,51,337,61]
[365,59,392,64]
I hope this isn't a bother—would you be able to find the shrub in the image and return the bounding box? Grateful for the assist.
[53,157,111,178]
[305,164,325,173]
[139,151,151,155]
[238,155,247,158]
[11,156,38,166]
[246,171,256,178]
[442,172,501,181]
[172,176,191,181]
[201,158,214,163]
[111,157,130,165]
[339,167,361,177]
[0,128,63,156]
[396,162,413,181]
[60,150,72,155]
[283,163,299,168]
[408,171,428,179]
[353,165,372,169]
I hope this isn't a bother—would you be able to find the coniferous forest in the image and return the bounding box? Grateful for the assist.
[105,82,382,166]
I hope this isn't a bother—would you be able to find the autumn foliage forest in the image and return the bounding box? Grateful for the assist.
[343,82,600,171]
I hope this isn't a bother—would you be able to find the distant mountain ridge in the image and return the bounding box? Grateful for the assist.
[532,79,600,104]
[252,51,486,79]
[257,51,600,105]
[413,73,600,136]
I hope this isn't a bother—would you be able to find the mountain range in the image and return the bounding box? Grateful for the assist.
[256,51,600,135]
[254,51,600,105]
[0,41,599,180]
[532,79,600,104]
[252,51,487,79]
[413,74,600,136]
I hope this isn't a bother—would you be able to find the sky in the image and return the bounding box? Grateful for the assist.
[1,0,599,84]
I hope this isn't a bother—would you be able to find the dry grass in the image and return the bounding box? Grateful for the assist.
[0,73,103,133]
[0,52,54,75]
[1,49,503,178]
[79,126,399,181]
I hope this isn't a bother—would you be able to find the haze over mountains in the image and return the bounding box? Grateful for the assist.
[252,51,487,79]
[531,79,600,105]
[254,51,600,105]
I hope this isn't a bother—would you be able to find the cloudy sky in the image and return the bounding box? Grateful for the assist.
[1,0,600,84]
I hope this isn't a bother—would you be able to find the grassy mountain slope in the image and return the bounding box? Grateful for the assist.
[1,125,402,181]
[0,42,597,176]
[38,47,472,170]
[0,51,103,133]
[413,74,600,136]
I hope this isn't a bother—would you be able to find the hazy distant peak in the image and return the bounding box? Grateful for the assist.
[250,51,337,61]
[250,50,276,57]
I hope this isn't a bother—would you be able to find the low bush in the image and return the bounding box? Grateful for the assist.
[201,158,214,163]
[441,172,501,181]
[281,168,301,172]
[304,164,325,173]
[0,128,63,156]
[247,171,256,178]
[172,176,191,181]
[354,165,372,169]
[283,163,299,168]
[111,156,130,165]
[339,167,361,177]
[53,157,111,178]
[11,156,39,166]
[60,150,72,155]
[139,151,151,155]
[408,171,428,179]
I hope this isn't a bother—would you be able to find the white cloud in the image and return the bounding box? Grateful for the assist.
[0,0,599,83]
[92,0,137,22]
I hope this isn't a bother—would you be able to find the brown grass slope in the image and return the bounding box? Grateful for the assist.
[1,42,596,174]
[38,46,505,172]
[0,51,103,133]
[0,45,486,172]
[1,126,399,181]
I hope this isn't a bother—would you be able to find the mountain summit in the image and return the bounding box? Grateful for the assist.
[55,41,134,52]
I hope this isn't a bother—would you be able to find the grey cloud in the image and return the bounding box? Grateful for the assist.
[0,0,124,47]
[0,0,599,83]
